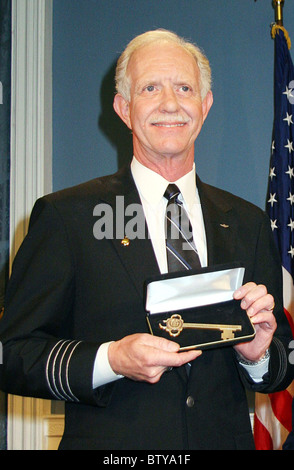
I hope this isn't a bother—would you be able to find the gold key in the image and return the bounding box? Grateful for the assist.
[159,314,242,340]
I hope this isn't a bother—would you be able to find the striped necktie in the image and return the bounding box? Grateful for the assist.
[164,184,201,272]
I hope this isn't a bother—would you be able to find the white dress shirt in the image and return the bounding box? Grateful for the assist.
[130,157,207,273]
[92,157,269,388]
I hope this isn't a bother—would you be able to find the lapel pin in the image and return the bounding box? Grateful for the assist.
[220,224,229,228]
[121,237,130,247]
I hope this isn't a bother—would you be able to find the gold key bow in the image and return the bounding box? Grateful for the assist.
[159,314,242,340]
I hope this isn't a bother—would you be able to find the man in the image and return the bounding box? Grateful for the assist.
[0,29,293,450]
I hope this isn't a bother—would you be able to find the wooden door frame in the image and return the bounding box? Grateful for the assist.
[8,0,55,450]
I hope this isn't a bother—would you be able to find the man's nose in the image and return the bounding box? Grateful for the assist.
[159,86,180,113]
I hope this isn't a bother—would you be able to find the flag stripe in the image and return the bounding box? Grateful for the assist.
[254,393,290,450]
[254,414,273,450]
[269,390,293,432]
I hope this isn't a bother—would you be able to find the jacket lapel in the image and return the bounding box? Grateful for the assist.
[197,177,237,266]
[99,165,160,300]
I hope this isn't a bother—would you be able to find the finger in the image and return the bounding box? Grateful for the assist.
[141,334,202,365]
[233,282,257,300]
[140,333,181,353]
[168,349,202,367]
[133,348,202,384]
[266,300,275,311]
[249,311,277,330]
[239,284,268,307]
[245,294,275,317]
[234,284,273,312]
[145,342,201,368]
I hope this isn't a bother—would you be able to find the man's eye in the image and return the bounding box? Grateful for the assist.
[180,86,190,92]
[146,85,155,92]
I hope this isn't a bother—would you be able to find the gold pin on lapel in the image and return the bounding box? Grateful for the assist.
[220,224,229,228]
[121,237,130,247]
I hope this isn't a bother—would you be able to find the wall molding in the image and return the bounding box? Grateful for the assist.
[8,0,53,450]
[43,414,64,450]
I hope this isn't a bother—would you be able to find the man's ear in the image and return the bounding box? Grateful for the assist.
[201,90,213,123]
[113,94,132,129]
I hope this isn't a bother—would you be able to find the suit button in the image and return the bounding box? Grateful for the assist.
[186,396,194,407]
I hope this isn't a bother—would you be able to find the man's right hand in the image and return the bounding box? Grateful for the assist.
[108,333,202,383]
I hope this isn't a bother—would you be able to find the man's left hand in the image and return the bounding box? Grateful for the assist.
[233,282,277,362]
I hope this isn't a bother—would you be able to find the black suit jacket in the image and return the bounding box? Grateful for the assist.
[0,165,293,450]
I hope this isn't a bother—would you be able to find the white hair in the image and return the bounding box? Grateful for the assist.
[115,29,212,101]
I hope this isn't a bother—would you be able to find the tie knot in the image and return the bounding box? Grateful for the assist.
[164,184,180,202]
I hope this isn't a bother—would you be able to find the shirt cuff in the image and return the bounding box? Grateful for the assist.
[92,342,123,389]
[237,351,270,383]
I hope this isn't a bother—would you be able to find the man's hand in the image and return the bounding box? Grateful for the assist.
[233,282,277,362]
[108,333,202,383]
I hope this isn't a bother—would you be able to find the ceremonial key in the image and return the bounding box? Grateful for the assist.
[159,314,242,340]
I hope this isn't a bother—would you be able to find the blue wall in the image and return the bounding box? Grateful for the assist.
[53,0,294,209]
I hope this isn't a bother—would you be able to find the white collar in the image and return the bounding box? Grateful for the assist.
[130,156,199,209]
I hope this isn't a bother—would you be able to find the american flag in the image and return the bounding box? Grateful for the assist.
[254,26,294,450]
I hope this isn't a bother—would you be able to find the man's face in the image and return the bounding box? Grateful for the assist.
[114,42,213,169]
